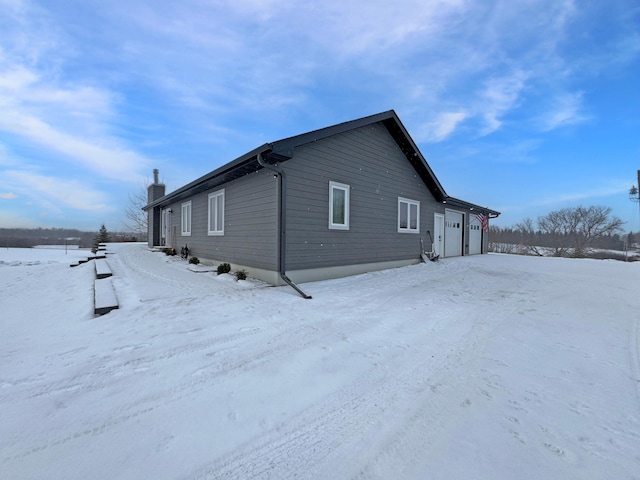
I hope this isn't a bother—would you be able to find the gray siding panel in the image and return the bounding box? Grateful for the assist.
[166,170,279,271]
[284,122,445,271]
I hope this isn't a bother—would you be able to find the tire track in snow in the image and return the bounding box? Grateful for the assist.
[5,268,365,465]
[3,317,336,464]
[0,325,263,404]
[184,274,532,479]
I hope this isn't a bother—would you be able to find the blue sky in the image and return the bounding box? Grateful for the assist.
[1,0,639,233]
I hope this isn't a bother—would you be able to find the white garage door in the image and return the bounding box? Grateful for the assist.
[469,215,482,255]
[445,210,463,257]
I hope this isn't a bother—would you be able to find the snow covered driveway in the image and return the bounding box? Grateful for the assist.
[1,244,639,479]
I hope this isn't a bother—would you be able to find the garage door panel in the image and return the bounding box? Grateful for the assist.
[469,216,482,255]
[445,210,463,257]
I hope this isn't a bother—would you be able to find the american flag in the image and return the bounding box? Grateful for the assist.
[476,213,488,231]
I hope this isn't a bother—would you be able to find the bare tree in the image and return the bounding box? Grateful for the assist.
[537,208,578,256]
[123,187,148,240]
[574,205,625,256]
[515,217,543,256]
[537,205,624,257]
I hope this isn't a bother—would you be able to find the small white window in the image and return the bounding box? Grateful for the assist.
[398,197,420,233]
[208,189,225,235]
[329,181,350,230]
[181,201,192,236]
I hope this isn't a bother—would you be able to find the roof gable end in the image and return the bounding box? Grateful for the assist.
[269,110,448,201]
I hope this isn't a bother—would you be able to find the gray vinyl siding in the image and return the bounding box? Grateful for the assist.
[283,122,444,271]
[167,169,279,271]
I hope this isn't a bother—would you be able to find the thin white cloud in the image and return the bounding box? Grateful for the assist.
[303,0,463,55]
[477,71,529,136]
[0,64,37,90]
[417,111,469,143]
[0,192,18,199]
[0,110,149,183]
[534,181,631,207]
[3,170,113,212]
[0,61,150,184]
[539,92,589,131]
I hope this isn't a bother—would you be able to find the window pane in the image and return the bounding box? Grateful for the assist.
[209,197,215,231]
[400,202,408,229]
[332,188,345,224]
[410,204,418,229]
[216,195,223,231]
[182,204,190,234]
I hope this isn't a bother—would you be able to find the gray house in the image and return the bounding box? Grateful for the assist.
[144,110,499,296]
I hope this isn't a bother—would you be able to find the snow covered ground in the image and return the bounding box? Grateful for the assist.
[1,243,639,480]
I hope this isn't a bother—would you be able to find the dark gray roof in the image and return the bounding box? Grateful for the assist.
[144,110,500,217]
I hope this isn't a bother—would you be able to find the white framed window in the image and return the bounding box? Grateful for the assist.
[208,189,225,235]
[329,181,350,230]
[181,201,192,236]
[398,197,420,233]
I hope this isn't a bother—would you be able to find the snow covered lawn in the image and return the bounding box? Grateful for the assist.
[1,244,639,479]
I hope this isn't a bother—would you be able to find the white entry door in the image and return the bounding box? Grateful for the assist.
[161,208,171,246]
[445,210,463,257]
[433,213,444,258]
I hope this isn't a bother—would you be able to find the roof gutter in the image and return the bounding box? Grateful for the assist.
[257,153,312,299]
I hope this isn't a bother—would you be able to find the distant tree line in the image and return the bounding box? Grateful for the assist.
[0,227,142,248]
[488,205,638,260]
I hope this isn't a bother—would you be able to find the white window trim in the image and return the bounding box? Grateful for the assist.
[398,197,420,233]
[208,189,225,236]
[181,201,192,236]
[329,181,350,230]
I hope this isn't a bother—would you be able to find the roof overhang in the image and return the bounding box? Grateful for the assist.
[143,143,275,211]
[442,196,501,217]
